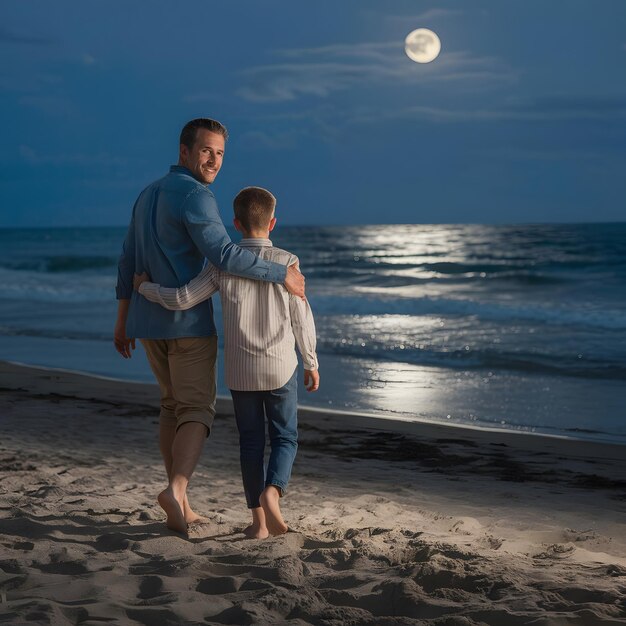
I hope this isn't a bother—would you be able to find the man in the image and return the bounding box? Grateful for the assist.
[114,118,304,535]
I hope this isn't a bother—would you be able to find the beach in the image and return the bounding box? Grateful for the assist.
[1,360,625,625]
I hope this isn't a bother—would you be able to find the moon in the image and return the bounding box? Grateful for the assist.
[405,28,441,64]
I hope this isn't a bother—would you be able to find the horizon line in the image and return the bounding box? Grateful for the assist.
[1,220,626,230]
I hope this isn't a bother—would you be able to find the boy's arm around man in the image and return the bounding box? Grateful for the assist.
[135,263,220,310]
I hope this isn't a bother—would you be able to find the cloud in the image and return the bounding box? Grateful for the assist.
[18,145,131,167]
[237,62,374,102]
[230,105,342,147]
[235,43,514,103]
[349,95,626,124]
[237,129,307,151]
[384,8,463,24]
[0,27,54,46]
[276,41,399,62]
[516,95,626,118]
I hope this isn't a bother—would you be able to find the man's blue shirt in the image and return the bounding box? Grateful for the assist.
[116,166,287,339]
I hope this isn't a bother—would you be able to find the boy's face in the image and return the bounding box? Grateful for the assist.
[180,129,225,185]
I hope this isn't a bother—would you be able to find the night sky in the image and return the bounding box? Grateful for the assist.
[1,0,625,227]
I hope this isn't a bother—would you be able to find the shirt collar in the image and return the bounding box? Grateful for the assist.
[239,238,272,247]
[169,165,206,184]
[170,165,191,175]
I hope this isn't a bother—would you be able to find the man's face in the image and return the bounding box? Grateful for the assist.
[180,129,225,184]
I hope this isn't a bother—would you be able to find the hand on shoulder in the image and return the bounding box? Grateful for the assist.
[285,263,305,299]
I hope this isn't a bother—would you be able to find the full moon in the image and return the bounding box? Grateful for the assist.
[405,28,441,63]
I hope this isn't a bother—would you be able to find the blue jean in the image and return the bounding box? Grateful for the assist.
[230,370,299,509]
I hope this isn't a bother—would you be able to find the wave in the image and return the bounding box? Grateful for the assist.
[304,255,626,273]
[420,259,626,274]
[0,326,110,342]
[308,295,626,331]
[315,341,626,381]
[4,322,623,383]
[1,258,624,331]
[0,255,117,273]
[420,261,521,275]
[0,267,116,303]
[307,267,569,287]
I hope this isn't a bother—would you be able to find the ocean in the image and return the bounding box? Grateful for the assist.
[1,223,625,443]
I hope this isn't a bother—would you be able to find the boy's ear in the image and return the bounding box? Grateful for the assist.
[233,218,244,232]
[268,217,277,232]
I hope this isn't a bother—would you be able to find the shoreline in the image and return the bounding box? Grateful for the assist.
[1,359,626,624]
[3,359,626,450]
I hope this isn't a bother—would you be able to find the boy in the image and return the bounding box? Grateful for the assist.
[134,187,319,538]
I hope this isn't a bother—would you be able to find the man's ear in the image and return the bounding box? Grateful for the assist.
[233,218,244,232]
[268,217,277,232]
[179,144,188,165]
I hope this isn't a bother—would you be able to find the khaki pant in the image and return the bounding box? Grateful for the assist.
[141,336,217,435]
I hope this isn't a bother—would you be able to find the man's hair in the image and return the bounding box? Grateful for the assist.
[233,187,277,232]
[179,118,228,148]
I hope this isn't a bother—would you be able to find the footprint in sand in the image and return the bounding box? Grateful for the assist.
[37,560,89,575]
[126,608,181,625]
[137,575,166,600]
[196,576,242,594]
[95,533,131,552]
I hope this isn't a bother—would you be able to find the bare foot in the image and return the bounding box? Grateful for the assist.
[183,496,205,524]
[243,524,269,539]
[259,486,288,536]
[186,516,209,527]
[158,488,187,535]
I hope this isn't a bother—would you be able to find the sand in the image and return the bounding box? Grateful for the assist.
[0,360,625,625]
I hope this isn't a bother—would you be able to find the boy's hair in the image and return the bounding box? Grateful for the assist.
[179,118,228,148]
[233,187,276,232]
